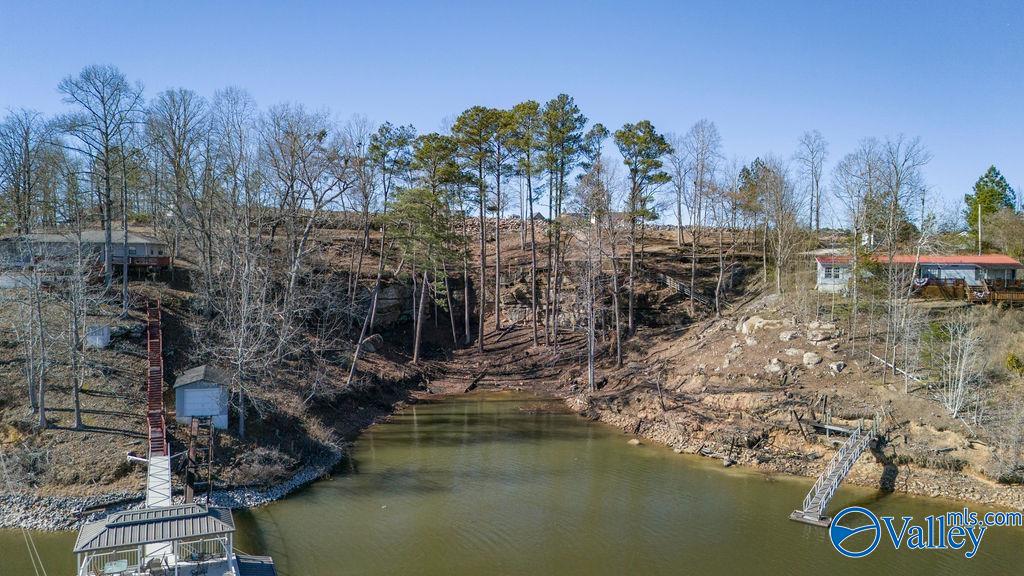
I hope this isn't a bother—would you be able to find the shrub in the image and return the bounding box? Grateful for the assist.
[1007,353,1024,378]
[233,446,296,487]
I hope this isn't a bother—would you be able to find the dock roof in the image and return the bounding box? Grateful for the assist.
[74,504,235,553]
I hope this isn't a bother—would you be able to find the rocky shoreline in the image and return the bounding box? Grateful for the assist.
[0,450,345,532]
[569,394,1024,512]
[6,385,1021,533]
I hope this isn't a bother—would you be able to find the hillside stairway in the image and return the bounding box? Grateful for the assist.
[642,266,713,308]
[143,300,173,559]
[790,424,874,527]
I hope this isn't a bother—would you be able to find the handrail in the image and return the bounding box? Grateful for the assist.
[801,426,861,510]
[145,299,167,457]
[800,426,872,515]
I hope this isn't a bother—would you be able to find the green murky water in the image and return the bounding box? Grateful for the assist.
[4,391,1023,575]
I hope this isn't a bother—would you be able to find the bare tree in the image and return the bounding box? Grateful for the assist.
[759,156,801,294]
[0,109,53,233]
[53,154,108,429]
[682,120,722,312]
[932,310,985,420]
[261,104,354,361]
[57,65,144,288]
[148,88,213,310]
[665,132,690,248]
[794,130,828,232]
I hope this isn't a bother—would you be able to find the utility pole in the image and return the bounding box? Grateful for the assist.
[977,203,982,255]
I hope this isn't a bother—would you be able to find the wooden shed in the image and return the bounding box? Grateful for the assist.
[174,365,229,429]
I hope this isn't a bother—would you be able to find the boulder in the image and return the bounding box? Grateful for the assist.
[779,330,798,342]
[829,361,847,374]
[740,315,782,335]
[627,438,642,446]
[361,334,384,353]
[765,358,785,374]
[806,330,831,343]
[803,352,822,366]
[745,337,759,346]
[784,348,804,357]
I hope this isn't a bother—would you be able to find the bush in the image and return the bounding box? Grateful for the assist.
[233,446,296,487]
[1007,353,1024,378]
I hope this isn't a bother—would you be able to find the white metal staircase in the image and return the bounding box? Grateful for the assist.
[790,425,874,526]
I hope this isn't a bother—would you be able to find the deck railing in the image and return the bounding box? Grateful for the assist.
[79,548,140,576]
[177,536,230,563]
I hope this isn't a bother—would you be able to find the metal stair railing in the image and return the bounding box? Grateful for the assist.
[800,426,872,516]
[811,432,872,516]
[145,299,167,457]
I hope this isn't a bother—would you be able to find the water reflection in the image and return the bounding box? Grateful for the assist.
[2,391,1020,575]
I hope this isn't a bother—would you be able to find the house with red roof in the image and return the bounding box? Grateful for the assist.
[815,253,1024,299]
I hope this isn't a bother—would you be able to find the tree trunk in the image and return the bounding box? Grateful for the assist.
[627,217,636,336]
[34,281,47,430]
[477,165,486,353]
[443,269,457,346]
[237,387,246,439]
[527,172,539,347]
[610,225,623,368]
[413,272,429,364]
[103,155,114,288]
[121,151,131,316]
[494,168,502,330]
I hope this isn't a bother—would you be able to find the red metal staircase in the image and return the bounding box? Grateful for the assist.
[146,300,167,458]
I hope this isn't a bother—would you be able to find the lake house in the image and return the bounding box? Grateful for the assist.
[0,230,170,269]
[815,253,1024,301]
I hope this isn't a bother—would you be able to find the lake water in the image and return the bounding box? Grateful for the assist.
[4,391,1022,575]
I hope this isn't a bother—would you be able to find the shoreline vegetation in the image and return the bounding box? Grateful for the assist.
[0,65,1021,540]
[3,387,1019,533]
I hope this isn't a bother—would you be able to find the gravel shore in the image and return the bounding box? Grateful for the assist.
[0,450,343,532]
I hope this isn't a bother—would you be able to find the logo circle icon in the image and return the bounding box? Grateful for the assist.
[829,506,881,558]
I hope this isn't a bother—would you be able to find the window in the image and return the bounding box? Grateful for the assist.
[127,247,137,256]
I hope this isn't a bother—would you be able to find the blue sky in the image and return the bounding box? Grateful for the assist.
[1,1,1021,222]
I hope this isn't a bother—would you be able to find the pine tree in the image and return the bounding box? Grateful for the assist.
[965,165,1015,236]
[614,120,672,334]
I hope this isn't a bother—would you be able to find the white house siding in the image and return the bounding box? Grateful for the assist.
[918,264,979,284]
[816,263,850,293]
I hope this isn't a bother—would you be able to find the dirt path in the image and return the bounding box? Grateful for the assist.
[424,321,586,395]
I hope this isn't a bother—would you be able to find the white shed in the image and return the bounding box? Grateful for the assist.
[174,365,230,429]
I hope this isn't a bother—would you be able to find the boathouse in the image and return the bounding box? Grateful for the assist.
[74,504,276,575]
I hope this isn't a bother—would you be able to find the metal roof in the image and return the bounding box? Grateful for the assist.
[174,364,230,389]
[1,230,164,246]
[816,254,1023,268]
[887,254,1023,267]
[74,504,235,553]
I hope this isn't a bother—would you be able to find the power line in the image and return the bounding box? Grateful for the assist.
[0,449,48,576]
